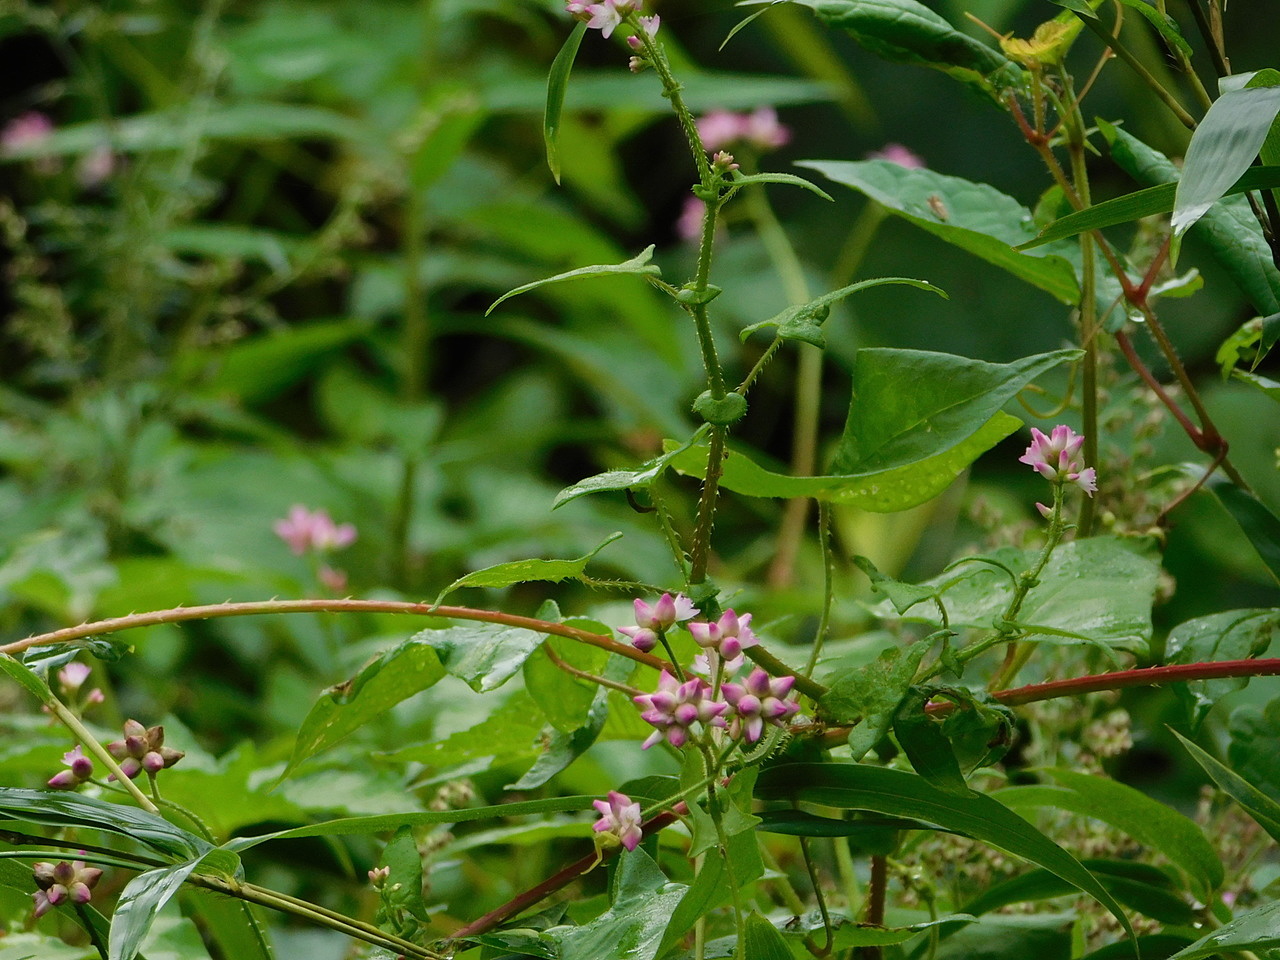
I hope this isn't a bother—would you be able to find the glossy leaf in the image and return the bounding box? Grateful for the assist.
[109,858,205,960]
[433,532,622,604]
[1102,121,1280,315]
[1234,369,1280,402]
[486,244,661,315]
[995,768,1222,899]
[786,0,1021,102]
[739,276,947,343]
[284,637,446,776]
[893,695,968,795]
[800,160,1084,303]
[1165,609,1280,727]
[417,622,548,693]
[0,787,208,861]
[1227,699,1280,806]
[755,762,1136,943]
[1173,84,1280,234]
[820,637,931,759]
[668,412,1021,513]
[524,635,610,733]
[544,22,587,184]
[965,859,1193,925]
[756,809,946,837]
[507,681,609,790]
[854,554,941,615]
[886,537,1159,653]
[1021,168,1280,248]
[1167,899,1280,959]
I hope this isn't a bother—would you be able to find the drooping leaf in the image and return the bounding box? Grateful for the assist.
[1195,473,1280,585]
[1234,369,1280,402]
[755,809,947,838]
[1166,899,1280,959]
[893,693,969,795]
[785,0,1022,102]
[1173,83,1280,234]
[1112,0,1193,59]
[0,787,208,862]
[819,638,931,758]
[486,244,661,315]
[739,276,947,344]
[853,554,941,615]
[1227,698,1280,808]
[994,768,1223,900]
[1102,120,1280,316]
[754,762,1136,944]
[544,22,588,184]
[800,160,1088,304]
[108,858,206,960]
[433,532,622,604]
[1175,730,1280,846]
[1165,609,1280,728]
[284,638,446,776]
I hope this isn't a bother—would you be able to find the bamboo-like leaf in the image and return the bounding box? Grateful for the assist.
[755,762,1136,946]
[1174,730,1280,845]
[1166,900,1280,959]
[544,22,588,184]
[486,244,661,315]
[1113,0,1193,59]
[109,858,206,960]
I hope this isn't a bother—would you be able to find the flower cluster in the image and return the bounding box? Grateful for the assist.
[566,0,659,46]
[592,790,644,851]
[634,671,728,748]
[618,592,698,652]
[1019,425,1098,516]
[106,719,185,780]
[696,107,790,154]
[721,668,800,743]
[32,860,102,919]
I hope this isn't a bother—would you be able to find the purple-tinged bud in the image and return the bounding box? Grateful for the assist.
[618,626,659,652]
[158,746,185,769]
[368,865,391,887]
[143,751,166,774]
[32,862,57,887]
[47,770,80,790]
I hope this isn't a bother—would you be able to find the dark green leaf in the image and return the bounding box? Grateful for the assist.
[893,695,968,795]
[932,913,1074,960]
[544,22,588,184]
[854,555,940,615]
[378,826,429,923]
[756,809,945,838]
[433,532,621,604]
[0,787,208,861]
[995,768,1223,899]
[755,762,1136,943]
[1113,0,1193,59]
[1175,730,1280,845]
[787,0,1021,102]
[1167,899,1280,959]
[1166,609,1280,728]
[965,859,1192,924]
[284,638,446,776]
[1197,473,1280,585]
[486,244,661,315]
[1227,698,1280,802]
[1173,85,1280,234]
[178,889,272,960]
[1081,934,1196,960]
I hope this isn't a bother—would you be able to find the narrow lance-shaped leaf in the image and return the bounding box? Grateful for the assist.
[727,170,833,201]
[1166,900,1280,959]
[740,276,947,346]
[755,762,1137,946]
[1109,0,1193,59]
[544,22,588,184]
[1173,83,1280,234]
[1174,729,1280,845]
[433,531,622,605]
[108,857,208,960]
[553,424,709,508]
[487,244,661,315]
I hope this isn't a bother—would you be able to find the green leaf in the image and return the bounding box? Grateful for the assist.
[743,912,793,960]
[109,858,204,960]
[178,889,272,960]
[786,0,1021,102]
[799,160,1086,304]
[548,849,686,960]
[1197,473,1280,585]
[486,244,662,315]
[1174,729,1280,846]
[754,762,1136,944]
[1102,120,1280,316]
[506,680,610,790]
[1113,0,1193,59]
[756,809,946,838]
[553,426,709,508]
[819,638,931,758]
[893,694,969,795]
[0,653,52,704]
[1227,699,1280,809]
[0,787,209,862]
[668,411,1022,513]
[1166,899,1280,959]
[284,638,446,776]
[544,22,588,184]
[378,826,429,923]
[834,348,1079,474]
[419,622,551,693]
[524,635,611,733]
[853,554,941,615]
[888,537,1159,654]
[1173,84,1280,234]
[1165,609,1280,728]
[433,532,622,604]
[739,276,947,343]
[995,769,1223,899]
[223,795,598,852]
[1234,369,1280,402]
[728,170,834,200]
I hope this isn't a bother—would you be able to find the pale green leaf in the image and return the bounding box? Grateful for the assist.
[486,245,661,315]
[434,532,622,604]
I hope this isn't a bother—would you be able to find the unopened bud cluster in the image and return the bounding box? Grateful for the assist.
[46,719,184,790]
[566,0,659,72]
[32,860,102,918]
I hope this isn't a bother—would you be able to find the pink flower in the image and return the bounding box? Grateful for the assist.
[318,565,348,593]
[741,107,790,150]
[47,745,94,790]
[580,0,639,38]
[687,609,758,660]
[368,865,390,887]
[676,196,705,243]
[274,505,357,555]
[57,662,91,695]
[619,592,697,651]
[867,143,926,169]
[697,111,746,153]
[633,671,728,749]
[721,667,800,743]
[696,108,790,154]
[1019,425,1097,496]
[1,112,53,154]
[592,790,644,850]
[32,860,102,918]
